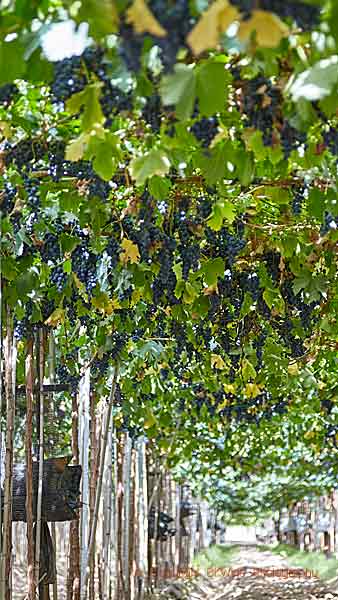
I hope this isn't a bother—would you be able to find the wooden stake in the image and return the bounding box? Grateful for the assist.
[25,337,36,600]
[35,328,45,598]
[1,306,15,600]
[81,365,119,600]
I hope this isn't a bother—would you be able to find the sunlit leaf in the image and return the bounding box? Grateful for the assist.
[126,0,167,37]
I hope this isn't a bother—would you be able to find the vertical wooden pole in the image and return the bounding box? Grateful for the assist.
[135,438,148,600]
[81,366,119,599]
[36,328,46,598]
[1,306,15,600]
[79,365,90,592]
[67,385,81,600]
[47,332,58,600]
[89,391,98,600]
[26,337,36,600]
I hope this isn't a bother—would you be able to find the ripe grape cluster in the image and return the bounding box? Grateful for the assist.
[191,117,219,148]
[56,364,80,395]
[0,182,17,216]
[51,46,132,120]
[142,94,163,133]
[323,127,338,156]
[0,83,19,106]
[280,121,307,159]
[242,76,281,145]
[205,227,246,267]
[71,237,97,295]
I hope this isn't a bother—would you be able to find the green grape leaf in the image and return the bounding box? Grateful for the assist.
[0,39,26,84]
[129,148,170,186]
[66,83,104,131]
[148,176,172,200]
[263,288,285,315]
[77,0,119,38]
[207,199,236,230]
[196,61,230,115]
[1,257,19,280]
[194,141,235,185]
[203,258,225,286]
[160,64,197,120]
[287,55,338,101]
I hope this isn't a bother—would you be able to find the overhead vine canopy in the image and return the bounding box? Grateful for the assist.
[1,0,338,500]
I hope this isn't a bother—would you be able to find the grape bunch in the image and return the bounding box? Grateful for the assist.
[0,83,19,106]
[206,227,246,266]
[71,237,97,294]
[280,121,306,159]
[4,139,45,171]
[142,94,163,133]
[242,75,281,145]
[191,117,219,148]
[39,233,61,264]
[56,364,80,395]
[0,182,17,216]
[323,127,338,156]
[51,46,132,120]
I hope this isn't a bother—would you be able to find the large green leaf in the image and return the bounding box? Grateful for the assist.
[129,148,170,186]
[196,61,230,116]
[287,55,338,101]
[0,39,26,84]
[194,141,234,185]
[160,64,196,120]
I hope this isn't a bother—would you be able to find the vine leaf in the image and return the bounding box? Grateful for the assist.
[207,199,236,230]
[77,0,119,38]
[187,0,239,55]
[211,354,227,369]
[129,148,170,185]
[120,239,140,265]
[0,39,26,84]
[196,62,231,115]
[238,10,289,48]
[160,64,196,120]
[286,55,338,101]
[126,0,167,37]
[65,133,89,162]
[45,308,65,327]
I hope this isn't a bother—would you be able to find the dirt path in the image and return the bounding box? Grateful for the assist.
[158,545,338,600]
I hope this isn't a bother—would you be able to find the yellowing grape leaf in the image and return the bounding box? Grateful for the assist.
[120,238,140,265]
[244,383,262,399]
[91,292,121,315]
[211,353,226,369]
[65,133,89,162]
[45,308,65,327]
[288,363,299,376]
[126,0,167,37]
[187,0,239,55]
[238,10,289,48]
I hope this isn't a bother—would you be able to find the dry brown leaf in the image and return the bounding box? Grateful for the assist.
[187,0,239,55]
[238,10,289,48]
[126,0,167,37]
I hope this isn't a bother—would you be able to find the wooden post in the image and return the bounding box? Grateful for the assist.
[67,390,80,600]
[36,328,46,599]
[26,337,36,600]
[81,365,119,599]
[1,307,15,600]
[79,365,90,592]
